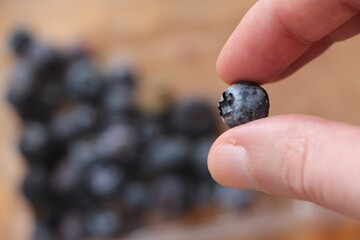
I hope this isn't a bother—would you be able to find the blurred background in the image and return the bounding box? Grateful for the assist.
[1,0,360,239]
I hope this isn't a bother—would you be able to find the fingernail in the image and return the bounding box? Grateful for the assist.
[209,143,254,189]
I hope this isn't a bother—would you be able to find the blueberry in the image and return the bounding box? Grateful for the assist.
[19,122,50,162]
[121,181,149,214]
[50,104,98,142]
[218,82,270,128]
[57,211,84,240]
[102,82,135,115]
[29,44,67,78]
[65,43,91,61]
[51,160,81,196]
[94,124,137,162]
[83,207,122,238]
[65,60,102,101]
[40,81,65,109]
[82,161,125,199]
[22,165,49,205]
[190,136,216,179]
[142,135,189,175]
[67,139,97,166]
[192,181,215,206]
[106,65,137,90]
[171,99,217,137]
[32,222,54,240]
[8,28,33,56]
[212,185,255,210]
[7,60,63,122]
[151,175,189,217]
[6,61,36,106]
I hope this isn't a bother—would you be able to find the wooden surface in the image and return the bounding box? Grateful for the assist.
[1,0,360,239]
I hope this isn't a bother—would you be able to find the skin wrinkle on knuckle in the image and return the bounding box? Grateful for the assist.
[339,0,360,11]
[354,12,360,24]
[278,131,312,200]
[351,13,360,32]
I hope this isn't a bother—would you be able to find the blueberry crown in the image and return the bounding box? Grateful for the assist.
[218,92,234,117]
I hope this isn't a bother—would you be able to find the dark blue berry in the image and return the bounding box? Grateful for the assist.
[190,136,216,179]
[51,160,81,196]
[8,28,33,56]
[6,61,36,106]
[32,222,54,240]
[142,135,189,175]
[192,181,215,206]
[22,165,49,205]
[94,124,137,162]
[213,185,255,210]
[65,60,102,101]
[102,81,135,115]
[151,175,189,217]
[67,139,97,166]
[50,104,98,142]
[106,65,136,90]
[57,211,84,240]
[121,182,149,214]
[19,122,50,162]
[84,208,122,238]
[171,99,217,137]
[82,161,125,199]
[30,44,67,78]
[218,82,270,128]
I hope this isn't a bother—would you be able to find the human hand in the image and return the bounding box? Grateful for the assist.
[208,0,360,219]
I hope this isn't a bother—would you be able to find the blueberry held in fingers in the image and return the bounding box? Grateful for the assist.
[218,82,269,128]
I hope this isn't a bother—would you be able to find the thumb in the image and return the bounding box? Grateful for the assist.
[208,115,360,219]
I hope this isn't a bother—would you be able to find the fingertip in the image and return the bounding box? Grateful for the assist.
[207,127,256,189]
[216,46,234,85]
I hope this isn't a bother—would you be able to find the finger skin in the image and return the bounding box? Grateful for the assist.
[208,115,360,219]
[277,37,333,79]
[278,13,360,79]
[217,0,360,84]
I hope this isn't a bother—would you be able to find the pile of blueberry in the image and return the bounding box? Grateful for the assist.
[7,29,255,240]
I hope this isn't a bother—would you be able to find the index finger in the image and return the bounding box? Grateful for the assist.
[217,0,360,85]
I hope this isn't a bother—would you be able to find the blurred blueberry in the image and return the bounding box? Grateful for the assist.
[95,124,137,162]
[192,181,215,207]
[82,161,125,199]
[29,44,67,78]
[65,60,102,101]
[57,211,84,240]
[22,165,49,205]
[171,99,217,137]
[151,175,189,217]
[65,43,91,62]
[67,139,97,166]
[19,122,50,162]
[121,181,149,214]
[213,185,255,210]
[32,222,54,240]
[6,61,49,121]
[102,80,136,116]
[143,135,189,175]
[40,81,66,110]
[50,104,98,143]
[51,160,81,197]
[190,136,215,178]
[8,27,33,56]
[106,65,136,90]
[84,207,122,238]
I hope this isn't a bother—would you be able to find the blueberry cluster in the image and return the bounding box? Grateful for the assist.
[7,29,255,240]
